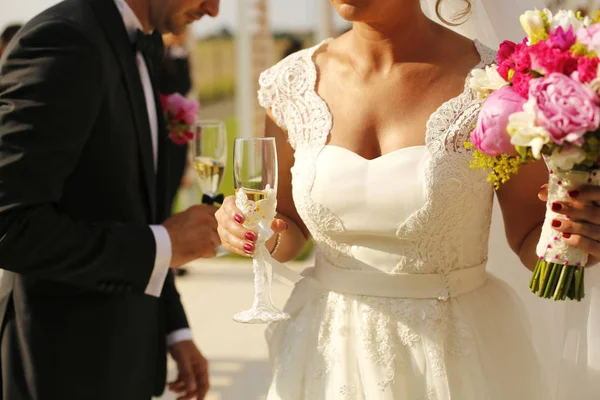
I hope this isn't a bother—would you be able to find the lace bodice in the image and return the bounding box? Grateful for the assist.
[260,41,549,400]
[258,39,498,276]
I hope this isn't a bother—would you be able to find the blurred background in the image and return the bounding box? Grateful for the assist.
[1,0,599,399]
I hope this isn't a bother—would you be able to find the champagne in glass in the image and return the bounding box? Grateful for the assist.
[192,120,229,257]
[193,156,225,197]
[232,137,290,324]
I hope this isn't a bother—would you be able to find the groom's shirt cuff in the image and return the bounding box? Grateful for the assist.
[167,328,194,346]
[145,225,172,297]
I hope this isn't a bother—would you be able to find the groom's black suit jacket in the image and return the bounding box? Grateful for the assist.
[0,0,189,398]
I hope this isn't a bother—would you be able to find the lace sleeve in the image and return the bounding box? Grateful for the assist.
[258,65,288,131]
[256,46,324,150]
[444,41,498,153]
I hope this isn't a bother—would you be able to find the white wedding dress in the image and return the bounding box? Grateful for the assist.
[257,39,548,399]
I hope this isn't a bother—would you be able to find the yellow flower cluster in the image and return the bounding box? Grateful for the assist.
[464,142,526,190]
[571,42,597,58]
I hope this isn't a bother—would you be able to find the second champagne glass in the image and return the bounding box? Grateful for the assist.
[192,120,229,257]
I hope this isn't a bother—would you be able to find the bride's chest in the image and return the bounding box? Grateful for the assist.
[317,71,470,161]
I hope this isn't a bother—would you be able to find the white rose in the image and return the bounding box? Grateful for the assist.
[542,8,553,18]
[550,10,582,32]
[550,146,587,170]
[468,65,508,98]
[520,10,547,39]
[508,102,550,159]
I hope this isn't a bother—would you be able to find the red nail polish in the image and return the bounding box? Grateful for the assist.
[244,243,254,252]
[551,220,561,228]
[234,214,243,224]
[568,190,580,198]
[245,232,256,241]
[563,233,571,239]
[552,202,563,212]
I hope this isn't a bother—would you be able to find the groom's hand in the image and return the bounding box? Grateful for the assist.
[168,340,210,400]
[162,205,221,266]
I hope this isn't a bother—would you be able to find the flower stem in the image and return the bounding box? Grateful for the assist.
[529,259,542,292]
[544,263,560,298]
[552,265,569,301]
[538,262,550,297]
[561,266,575,301]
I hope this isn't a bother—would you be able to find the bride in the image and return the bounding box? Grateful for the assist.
[214,0,595,398]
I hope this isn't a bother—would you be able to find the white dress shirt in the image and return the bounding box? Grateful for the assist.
[114,0,193,346]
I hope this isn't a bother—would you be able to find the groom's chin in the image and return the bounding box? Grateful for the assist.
[163,19,189,35]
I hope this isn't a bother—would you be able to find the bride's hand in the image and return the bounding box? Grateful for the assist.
[538,184,600,265]
[215,195,288,257]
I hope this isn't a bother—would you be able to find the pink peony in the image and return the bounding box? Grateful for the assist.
[165,93,199,125]
[471,86,525,156]
[576,57,600,83]
[577,24,600,54]
[529,73,600,145]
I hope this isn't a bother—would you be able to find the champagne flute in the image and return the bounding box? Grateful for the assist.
[232,137,290,324]
[192,120,229,257]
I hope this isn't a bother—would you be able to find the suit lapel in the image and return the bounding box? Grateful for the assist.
[154,91,170,222]
[89,0,156,220]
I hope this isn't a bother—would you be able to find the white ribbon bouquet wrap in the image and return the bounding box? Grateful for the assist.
[531,158,600,300]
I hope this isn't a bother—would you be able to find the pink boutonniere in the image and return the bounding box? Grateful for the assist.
[159,92,199,144]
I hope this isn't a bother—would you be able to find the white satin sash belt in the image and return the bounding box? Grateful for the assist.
[310,259,488,300]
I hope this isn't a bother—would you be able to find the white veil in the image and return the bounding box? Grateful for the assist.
[420,0,600,398]
[420,0,543,48]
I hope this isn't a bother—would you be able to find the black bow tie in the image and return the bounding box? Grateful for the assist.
[133,29,164,74]
[202,193,225,206]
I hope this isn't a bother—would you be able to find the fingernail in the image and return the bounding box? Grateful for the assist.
[562,233,571,239]
[245,231,256,241]
[234,214,243,223]
[552,202,563,212]
[244,243,254,252]
[552,219,562,228]
[568,190,580,198]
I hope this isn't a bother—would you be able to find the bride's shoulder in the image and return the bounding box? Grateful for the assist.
[259,40,329,83]
[257,39,331,129]
[258,39,331,107]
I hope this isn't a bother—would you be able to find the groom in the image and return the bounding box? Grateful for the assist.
[0,0,220,399]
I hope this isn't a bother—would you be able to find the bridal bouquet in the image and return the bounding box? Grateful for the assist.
[467,9,600,301]
[159,92,199,144]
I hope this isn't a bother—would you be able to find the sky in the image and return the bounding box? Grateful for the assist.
[0,0,351,37]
